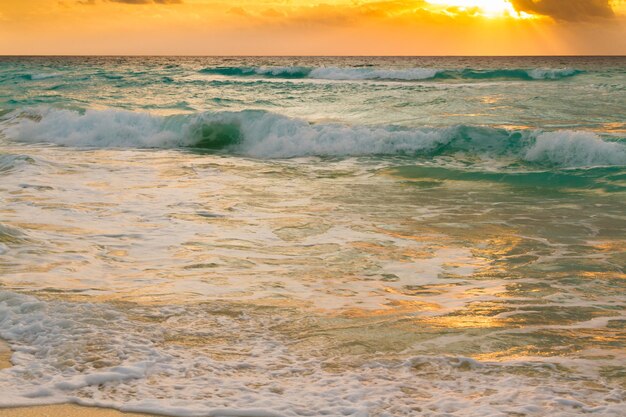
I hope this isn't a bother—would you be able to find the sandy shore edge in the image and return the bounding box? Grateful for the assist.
[0,339,161,417]
[0,405,159,417]
[0,338,11,370]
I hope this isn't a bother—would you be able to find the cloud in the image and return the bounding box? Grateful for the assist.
[109,0,183,4]
[228,7,248,17]
[229,1,435,28]
[74,0,182,5]
[510,0,615,21]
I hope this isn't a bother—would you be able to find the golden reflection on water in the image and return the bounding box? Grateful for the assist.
[422,314,508,329]
[373,226,447,244]
[351,241,435,261]
[601,122,626,133]
[580,271,626,280]
[480,96,501,104]
[14,222,95,235]
[339,299,443,319]
[417,306,511,329]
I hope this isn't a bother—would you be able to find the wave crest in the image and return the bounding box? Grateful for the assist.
[22,73,62,81]
[1,107,624,168]
[199,66,583,81]
[525,130,626,167]
[199,66,311,79]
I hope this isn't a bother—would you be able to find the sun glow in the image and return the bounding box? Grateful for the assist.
[425,0,520,18]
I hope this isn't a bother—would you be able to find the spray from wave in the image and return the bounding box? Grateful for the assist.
[199,66,583,81]
[1,107,624,168]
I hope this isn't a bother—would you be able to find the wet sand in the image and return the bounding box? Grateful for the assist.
[0,338,11,370]
[0,339,159,417]
[0,405,160,417]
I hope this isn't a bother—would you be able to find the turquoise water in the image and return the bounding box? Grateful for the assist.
[0,57,625,416]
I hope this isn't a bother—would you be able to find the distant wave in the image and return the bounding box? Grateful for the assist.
[199,66,583,81]
[21,73,62,81]
[200,66,313,79]
[1,107,624,168]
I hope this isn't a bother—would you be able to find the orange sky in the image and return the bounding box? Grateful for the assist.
[0,0,624,55]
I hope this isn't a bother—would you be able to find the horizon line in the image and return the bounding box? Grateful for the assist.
[1,54,625,58]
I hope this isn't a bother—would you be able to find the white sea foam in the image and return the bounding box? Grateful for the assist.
[201,66,582,81]
[308,67,441,80]
[1,290,624,417]
[526,68,580,80]
[1,107,186,148]
[525,131,626,167]
[26,73,62,81]
[255,66,310,77]
[304,66,579,81]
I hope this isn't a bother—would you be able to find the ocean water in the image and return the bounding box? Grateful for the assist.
[0,56,625,417]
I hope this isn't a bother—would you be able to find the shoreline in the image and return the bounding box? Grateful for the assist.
[0,338,11,370]
[0,339,161,417]
[0,405,159,417]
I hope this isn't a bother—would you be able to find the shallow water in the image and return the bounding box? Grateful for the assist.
[0,56,625,416]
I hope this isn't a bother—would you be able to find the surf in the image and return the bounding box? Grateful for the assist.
[199,66,583,81]
[1,107,624,169]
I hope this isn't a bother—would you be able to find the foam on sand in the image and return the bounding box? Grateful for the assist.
[0,290,625,417]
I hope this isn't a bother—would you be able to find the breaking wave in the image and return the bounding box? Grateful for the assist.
[1,107,624,168]
[199,66,583,81]
[21,73,62,81]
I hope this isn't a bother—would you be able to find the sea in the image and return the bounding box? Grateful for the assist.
[0,56,625,417]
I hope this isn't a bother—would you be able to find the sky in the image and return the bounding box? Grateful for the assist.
[0,0,625,55]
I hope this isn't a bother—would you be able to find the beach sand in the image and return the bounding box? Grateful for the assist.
[0,406,160,417]
[0,339,159,417]
[0,338,11,370]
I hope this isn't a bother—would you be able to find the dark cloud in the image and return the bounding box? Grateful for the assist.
[510,0,614,21]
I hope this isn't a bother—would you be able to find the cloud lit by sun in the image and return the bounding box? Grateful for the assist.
[424,0,527,18]
[0,0,624,55]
